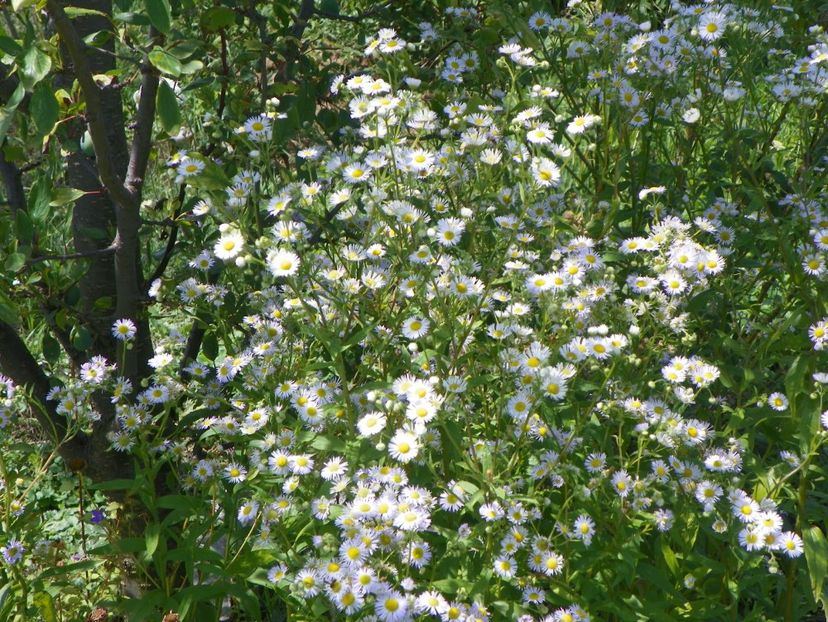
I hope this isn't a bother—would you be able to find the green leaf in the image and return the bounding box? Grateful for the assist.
[50,187,87,206]
[71,325,92,351]
[20,45,52,90]
[0,36,22,57]
[145,522,161,556]
[200,5,235,31]
[148,48,182,76]
[0,82,25,144]
[11,0,36,11]
[0,296,18,325]
[178,59,203,74]
[32,591,57,622]
[42,332,61,364]
[113,11,151,25]
[319,0,339,15]
[202,330,218,360]
[144,0,171,34]
[804,526,828,609]
[660,538,679,576]
[35,559,102,582]
[64,6,110,18]
[4,253,26,273]
[31,81,59,137]
[156,80,181,134]
[15,210,33,243]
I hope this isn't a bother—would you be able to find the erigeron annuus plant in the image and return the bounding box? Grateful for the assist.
[3,1,828,621]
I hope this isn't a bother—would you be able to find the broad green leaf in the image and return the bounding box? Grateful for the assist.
[0,36,22,57]
[20,45,51,90]
[156,80,181,133]
[50,187,87,206]
[148,48,182,76]
[42,332,61,364]
[71,325,92,351]
[202,331,218,359]
[15,210,33,243]
[32,591,57,622]
[319,0,339,15]
[4,253,26,273]
[200,5,235,31]
[0,298,18,325]
[31,81,59,137]
[178,59,203,74]
[144,0,171,34]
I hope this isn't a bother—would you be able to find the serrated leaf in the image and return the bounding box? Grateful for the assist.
[31,81,59,137]
[144,0,171,34]
[156,80,181,134]
[148,48,182,76]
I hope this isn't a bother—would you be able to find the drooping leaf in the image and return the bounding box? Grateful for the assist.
[804,526,828,610]
[145,522,161,556]
[20,45,51,90]
[156,80,181,134]
[144,0,172,34]
[30,81,59,137]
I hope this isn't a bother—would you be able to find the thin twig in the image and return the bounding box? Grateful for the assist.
[27,244,118,266]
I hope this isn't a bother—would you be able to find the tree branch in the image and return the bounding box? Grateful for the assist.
[0,320,66,442]
[46,0,135,210]
[125,61,160,193]
[27,243,117,266]
[145,183,186,287]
